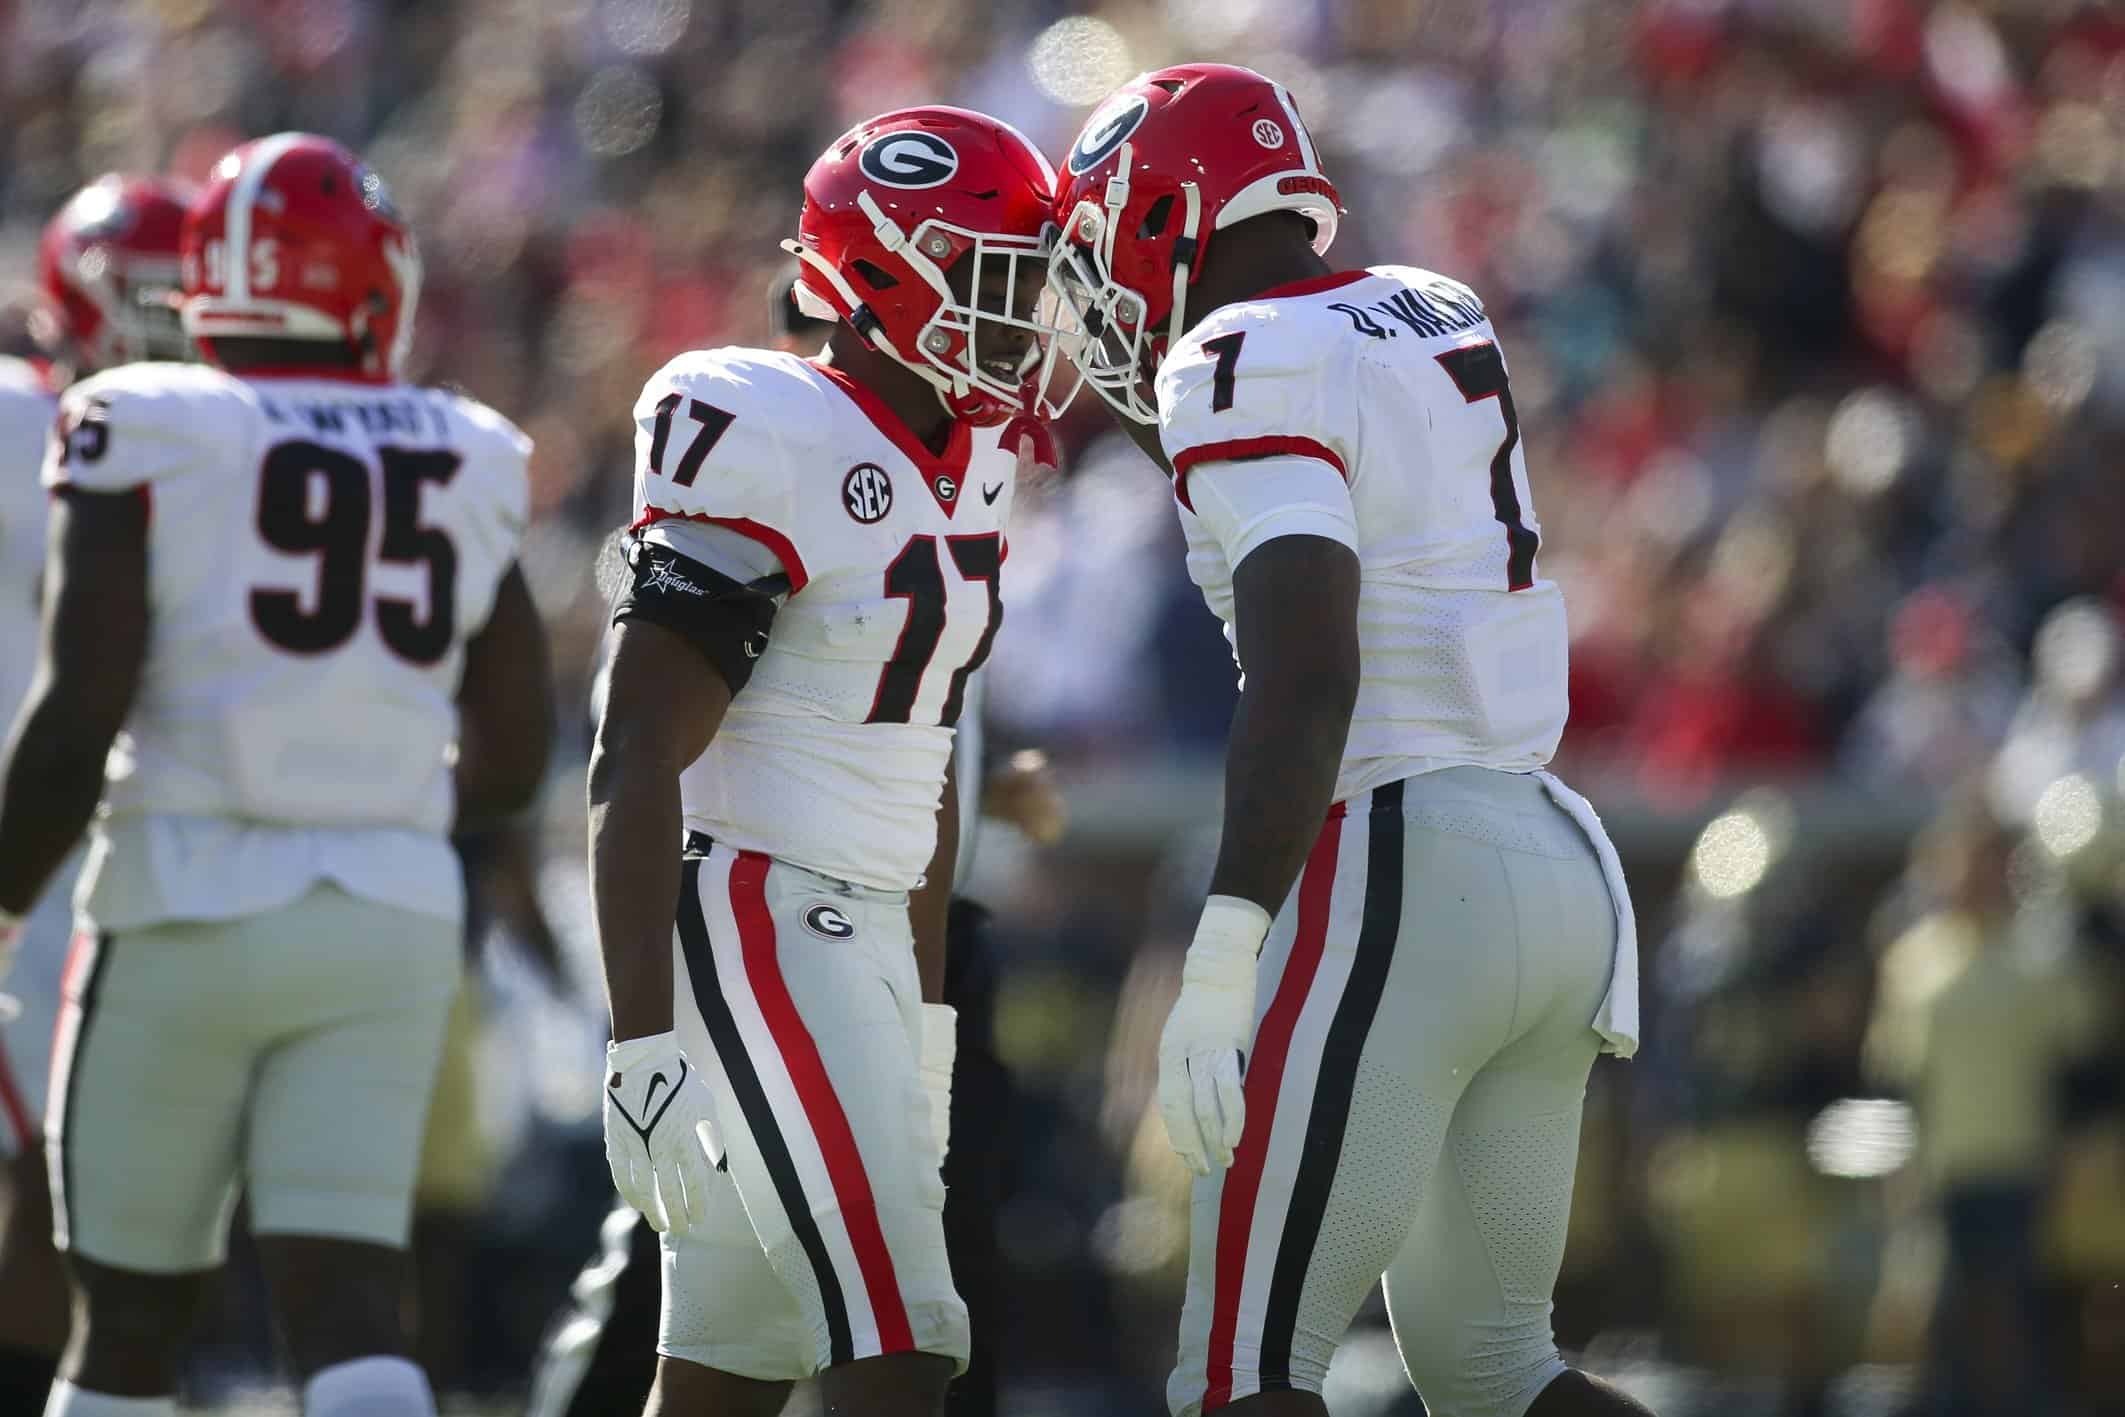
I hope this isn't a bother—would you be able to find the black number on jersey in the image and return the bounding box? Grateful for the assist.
[864,533,1003,728]
[1204,332,1246,413]
[250,440,463,663]
[1433,341,1538,591]
[649,393,735,487]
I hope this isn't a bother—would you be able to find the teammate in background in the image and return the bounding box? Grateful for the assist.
[588,108,1056,1417]
[1047,66,1653,1417]
[0,134,554,1417]
[0,173,197,1414]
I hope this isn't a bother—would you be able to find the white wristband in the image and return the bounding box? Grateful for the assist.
[1185,895,1273,975]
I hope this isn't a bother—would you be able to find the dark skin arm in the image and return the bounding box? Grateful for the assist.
[454,562,555,829]
[0,488,148,915]
[1204,534,1362,916]
[589,618,732,1042]
[908,747,958,1004]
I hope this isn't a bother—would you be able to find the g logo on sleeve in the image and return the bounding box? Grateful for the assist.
[859,132,960,189]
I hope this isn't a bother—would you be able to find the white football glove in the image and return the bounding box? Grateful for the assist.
[1157,896,1272,1176]
[603,1032,719,1236]
[918,1002,957,1167]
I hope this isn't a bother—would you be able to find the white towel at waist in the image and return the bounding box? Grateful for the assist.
[1533,770,1639,1058]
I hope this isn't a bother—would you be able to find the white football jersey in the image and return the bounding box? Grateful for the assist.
[0,360,55,726]
[627,348,1016,893]
[40,364,530,929]
[1157,265,1568,801]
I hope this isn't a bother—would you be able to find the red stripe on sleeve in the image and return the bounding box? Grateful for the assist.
[729,850,915,1354]
[1168,437,1347,513]
[1202,811,1345,1412]
[631,508,810,593]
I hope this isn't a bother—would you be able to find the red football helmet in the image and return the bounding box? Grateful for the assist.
[38,174,196,370]
[180,133,420,381]
[782,107,1064,426]
[1048,64,1343,422]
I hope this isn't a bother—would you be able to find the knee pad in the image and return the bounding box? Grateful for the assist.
[1395,1310,1565,1417]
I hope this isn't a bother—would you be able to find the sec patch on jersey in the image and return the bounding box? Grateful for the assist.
[843,463,893,524]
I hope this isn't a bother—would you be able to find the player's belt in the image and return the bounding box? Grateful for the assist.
[682,830,715,860]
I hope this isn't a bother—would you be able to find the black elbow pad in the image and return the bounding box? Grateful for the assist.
[611,537,787,694]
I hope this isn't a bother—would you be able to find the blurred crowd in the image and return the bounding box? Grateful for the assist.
[7,0,2125,1414]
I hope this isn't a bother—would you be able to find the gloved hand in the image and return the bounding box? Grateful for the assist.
[918,1002,957,1167]
[1156,895,1271,1175]
[603,1031,720,1235]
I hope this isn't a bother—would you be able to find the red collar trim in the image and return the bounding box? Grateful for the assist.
[808,357,971,517]
[1252,269,1373,302]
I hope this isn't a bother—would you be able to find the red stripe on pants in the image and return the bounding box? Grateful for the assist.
[1202,810,1346,1411]
[729,850,915,1354]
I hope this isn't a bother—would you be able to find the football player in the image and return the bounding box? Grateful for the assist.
[1047,66,1654,1417]
[0,173,196,1414]
[589,107,1057,1417]
[0,134,554,1417]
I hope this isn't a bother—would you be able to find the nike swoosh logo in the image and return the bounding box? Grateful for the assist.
[613,1059,689,1142]
[982,482,1003,505]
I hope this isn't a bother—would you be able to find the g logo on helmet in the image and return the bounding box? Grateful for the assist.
[1067,94,1151,176]
[802,904,856,940]
[859,132,960,189]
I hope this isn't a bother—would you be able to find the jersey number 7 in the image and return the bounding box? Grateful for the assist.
[1434,341,1538,592]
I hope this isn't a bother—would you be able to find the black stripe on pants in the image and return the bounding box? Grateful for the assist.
[1258,779,1406,1388]
[55,932,114,1245]
[674,856,855,1366]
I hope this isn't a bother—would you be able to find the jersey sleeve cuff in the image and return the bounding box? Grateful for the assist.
[1167,436,1348,512]
[631,508,809,593]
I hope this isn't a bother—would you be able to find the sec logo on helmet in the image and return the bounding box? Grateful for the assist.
[1066,94,1149,176]
[859,132,960,189]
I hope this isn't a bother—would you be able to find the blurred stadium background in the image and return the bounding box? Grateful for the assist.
[6,1,2125,1414]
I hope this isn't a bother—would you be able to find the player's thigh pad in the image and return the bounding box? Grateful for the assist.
[244,886,459,1247]
[657,1166,815,1381]
[673,842,966,1376]
[1170,770,1613,1417]
[47,920,259,1271]
[1383,770,1615,1417]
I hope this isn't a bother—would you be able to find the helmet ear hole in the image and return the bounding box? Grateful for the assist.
[852,258,900,291]
[1137,194,1176,241]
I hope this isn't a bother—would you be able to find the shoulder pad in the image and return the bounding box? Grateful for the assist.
[1156,312,1354,511]
[629,348,827,587]
[41,364,250,495]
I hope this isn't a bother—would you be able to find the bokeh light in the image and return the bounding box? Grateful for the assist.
[575,66,664,158]
[601,0,690,56]
[1805,1099,1917,1179]
[1692,810,1774,899]
[1028,17,1133,107]
[1825,388,1912,496]
[2032,774,2102,858]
